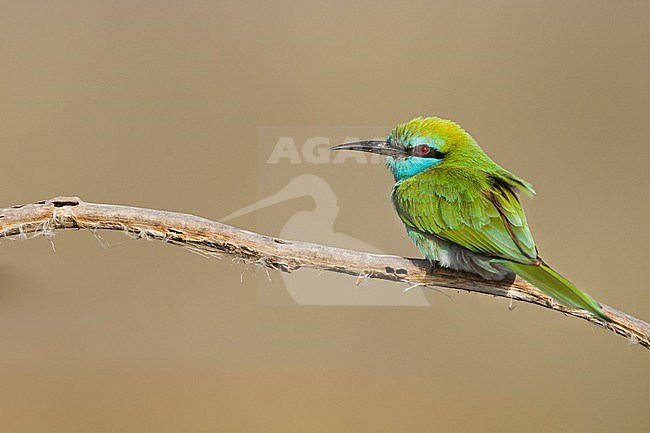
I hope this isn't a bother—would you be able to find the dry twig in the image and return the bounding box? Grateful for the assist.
[1,196,648,349]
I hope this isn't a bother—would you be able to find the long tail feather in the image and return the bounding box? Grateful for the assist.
[501,262,606,320]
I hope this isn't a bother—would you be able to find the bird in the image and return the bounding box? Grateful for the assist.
[331,116,606,319]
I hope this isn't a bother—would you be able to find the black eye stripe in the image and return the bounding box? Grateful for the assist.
[411,145,445,159]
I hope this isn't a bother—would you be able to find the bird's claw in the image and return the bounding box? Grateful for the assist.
[427,260,437,276]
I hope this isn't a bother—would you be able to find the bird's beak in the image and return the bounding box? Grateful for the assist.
[330,140,404,157]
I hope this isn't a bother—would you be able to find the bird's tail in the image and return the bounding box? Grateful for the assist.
[501,261,606,320]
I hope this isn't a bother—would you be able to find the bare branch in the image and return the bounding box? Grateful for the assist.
[1,196,648,349]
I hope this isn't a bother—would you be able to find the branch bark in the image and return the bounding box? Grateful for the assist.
[1,196,648,349]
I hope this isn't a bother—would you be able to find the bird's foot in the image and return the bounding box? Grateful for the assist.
[427,259,437,276]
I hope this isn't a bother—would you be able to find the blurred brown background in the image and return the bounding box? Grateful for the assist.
[1,1,649,432]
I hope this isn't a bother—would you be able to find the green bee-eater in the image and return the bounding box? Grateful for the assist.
[331,117,606,319]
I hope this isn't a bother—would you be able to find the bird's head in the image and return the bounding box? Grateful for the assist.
[331,117,482,181]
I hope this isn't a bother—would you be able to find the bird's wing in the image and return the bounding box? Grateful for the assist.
[392,167,538,264]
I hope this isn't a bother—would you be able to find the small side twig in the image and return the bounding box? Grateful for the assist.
[1,196,648,349]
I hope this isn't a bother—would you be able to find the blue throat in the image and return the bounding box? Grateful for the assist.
[385,156,441,181]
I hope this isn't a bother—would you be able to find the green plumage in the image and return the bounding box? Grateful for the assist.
[332,116,606,320]
[392,166,537,264]
[500,262,604,317]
